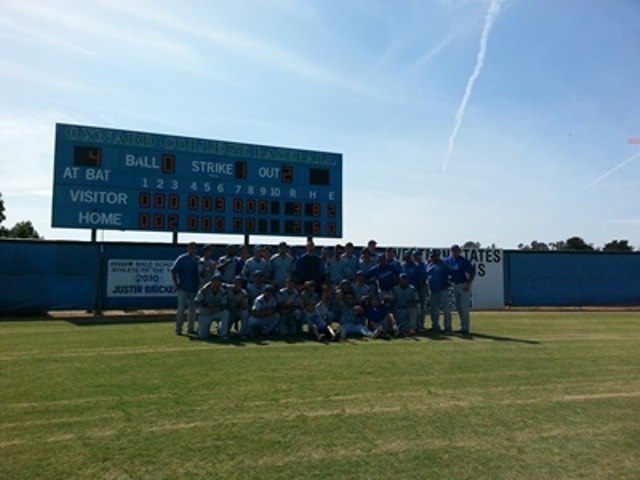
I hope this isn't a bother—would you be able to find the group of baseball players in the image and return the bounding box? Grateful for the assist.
[170,239,476,342]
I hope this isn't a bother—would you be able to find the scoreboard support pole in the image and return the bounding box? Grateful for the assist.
[91,229,97,243]
[172,232,178,244]
[244,234,250,247]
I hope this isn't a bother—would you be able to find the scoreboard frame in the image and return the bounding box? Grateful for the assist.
[52,124,343,238]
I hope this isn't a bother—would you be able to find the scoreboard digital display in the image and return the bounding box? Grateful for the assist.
[52,124,342,237]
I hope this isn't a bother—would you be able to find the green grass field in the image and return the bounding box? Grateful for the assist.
[1,311,639,479]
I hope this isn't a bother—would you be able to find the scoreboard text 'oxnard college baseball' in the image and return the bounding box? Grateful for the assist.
[52,124,343,238]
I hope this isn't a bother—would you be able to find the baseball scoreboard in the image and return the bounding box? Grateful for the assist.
[52,124,343,237]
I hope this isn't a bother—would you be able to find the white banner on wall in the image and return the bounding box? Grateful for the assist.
[107,259,175,297]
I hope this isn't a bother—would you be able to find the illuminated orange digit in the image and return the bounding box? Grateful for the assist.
[282,165,293,183]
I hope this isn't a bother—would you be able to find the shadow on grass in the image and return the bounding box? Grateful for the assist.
[66,315,173,327]
[461,332,540,345]
[180,329,541,346]
[417,330,540,345]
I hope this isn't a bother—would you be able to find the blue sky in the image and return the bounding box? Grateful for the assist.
[1,0,639,249]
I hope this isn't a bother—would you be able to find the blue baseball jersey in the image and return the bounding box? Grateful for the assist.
[366,262,400,292]
[445,255,476,284]
[402,260,426,289]
[170,253,200,292]
[364,303,392,323]
[425,260,451,292]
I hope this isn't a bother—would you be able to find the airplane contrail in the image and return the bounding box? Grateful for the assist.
[565,151,640,200]
[443,0,504,175]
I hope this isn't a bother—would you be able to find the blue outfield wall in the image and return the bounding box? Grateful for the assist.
[2,239,640,313]
[0,240,100,313]
[506,251,640,306]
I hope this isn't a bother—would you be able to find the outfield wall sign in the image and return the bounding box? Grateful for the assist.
[107,259,175,297]
[52,124,343,238]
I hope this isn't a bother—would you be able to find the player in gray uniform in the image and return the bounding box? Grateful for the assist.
[325,244,345,286]
[226,275,249,335]
[358,248,377,276]
[277,278,302,336]
[245,285,280,338]
[339,242,359,282]
[197,244,217,288]
[195,275,230,341]
[351,270,374,306]
[217,244,239,284]
[246,270,267,305]
[336,292,373,341]
[269,241,296,289]
[299,280,320,333]
[242,245,269,284]
[308,288,337,341]
[391,273,419,335]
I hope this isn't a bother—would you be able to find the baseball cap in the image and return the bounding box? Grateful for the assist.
[429,249,441,257]
[188,241,197,247]
[451,244,461,251]
[279,241,288,248]
[368,239,377,246]
[264,285,275,293]
[233,275,244,283]
[203,244,213,251]
[399,273,408,280]
[212,274,223,282]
